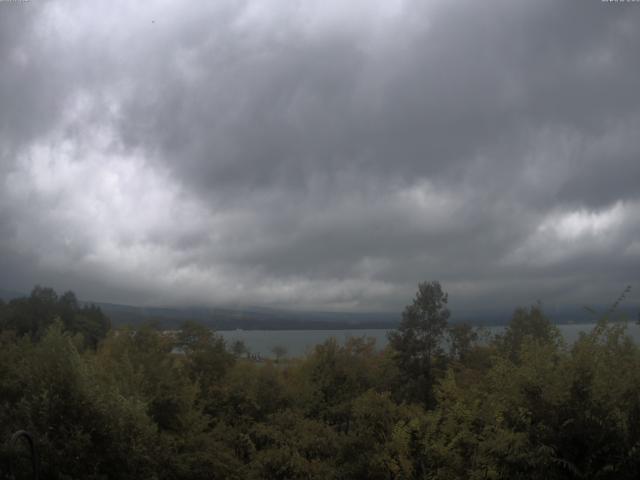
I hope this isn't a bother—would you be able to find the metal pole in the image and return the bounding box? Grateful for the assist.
[8,430,38,480]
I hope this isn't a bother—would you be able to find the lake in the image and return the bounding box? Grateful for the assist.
[218,322,640,359]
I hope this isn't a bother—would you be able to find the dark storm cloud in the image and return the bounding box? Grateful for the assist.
[116,1,640,197]
[0,0,638,311]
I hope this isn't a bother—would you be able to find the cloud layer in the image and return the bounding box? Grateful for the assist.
[1,0,639,313]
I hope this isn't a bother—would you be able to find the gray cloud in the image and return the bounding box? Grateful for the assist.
[0,0,639,313]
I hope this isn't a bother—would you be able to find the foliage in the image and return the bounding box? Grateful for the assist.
[388,280,450,406]
[1,284,639,479]
[448,322,479,363]
[496,303,563,362]
[0,286,110,347]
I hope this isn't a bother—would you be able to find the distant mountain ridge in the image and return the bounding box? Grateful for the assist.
[0,289,399,329]
[91,301,638,330]
[0,289,27,302]
[1,288,637,330]
[92,302,401,330]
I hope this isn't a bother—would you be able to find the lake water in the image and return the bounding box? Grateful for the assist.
[218,323,640,359]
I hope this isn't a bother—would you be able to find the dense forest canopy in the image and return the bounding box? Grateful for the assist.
[0,286,110,347]
[1,283,639,479]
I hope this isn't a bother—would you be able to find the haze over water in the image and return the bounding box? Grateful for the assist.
[219,322,640,358]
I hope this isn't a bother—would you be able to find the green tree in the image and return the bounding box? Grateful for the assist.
[0,286,110,347]
[0,323,161,479]
[340,390,418,479]
[271,345,287,363]
[247,410,340,480]
[2,286,59,339]
[57,290,79,328]
[75,303,111,348]
[301,337,381,429]
[497,304,562,362]
[448,322,478,363]
[178,321,235,392]
[231,339,249,357]
[388,281,450,406]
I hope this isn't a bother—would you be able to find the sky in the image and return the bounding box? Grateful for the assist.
[0,0,639,314]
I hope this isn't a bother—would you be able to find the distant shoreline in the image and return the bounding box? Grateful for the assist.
[212,320,633,332]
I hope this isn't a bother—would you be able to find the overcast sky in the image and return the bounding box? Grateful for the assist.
[0,0,639,314]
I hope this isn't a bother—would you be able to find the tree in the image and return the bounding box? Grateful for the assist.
[3,323,162,479]
[388,281,450,406]
[231,339,249,358]
[448,323,478,363]
[57,290,79,329]
[340,390,417,479]
[497,303,561,362]
[178,321,235,403]
[271,345,287,363]
[0,287,110,347]
[75,303,111,348]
